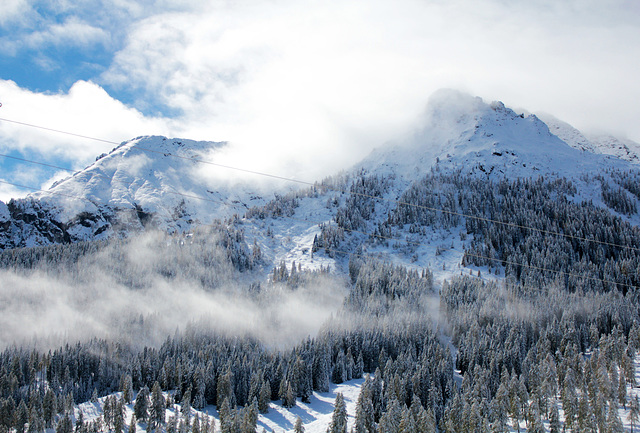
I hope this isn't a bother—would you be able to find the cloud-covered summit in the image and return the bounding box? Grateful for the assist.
[1,0,639,201]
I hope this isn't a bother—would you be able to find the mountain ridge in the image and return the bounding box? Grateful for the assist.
[360,89,639,184]
[1,90,639,252]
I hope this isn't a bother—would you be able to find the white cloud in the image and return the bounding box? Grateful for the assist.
[0,79,169,163]
[99,0,640,180]
[24,16,111,50]
[0,181,28,203]
[0,0,30,26]
[2,0,640,197]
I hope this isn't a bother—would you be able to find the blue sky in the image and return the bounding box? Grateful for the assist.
[1,0,640,201]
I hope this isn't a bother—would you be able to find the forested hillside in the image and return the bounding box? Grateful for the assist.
[2,93,640,432]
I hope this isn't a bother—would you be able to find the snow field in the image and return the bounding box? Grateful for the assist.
[76,379,365,433]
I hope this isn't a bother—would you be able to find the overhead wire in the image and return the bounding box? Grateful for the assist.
[3,115,640,255]
[2,115,640,255]
[0,153,81,173]
[1,115,640,275]
[0,117,316,187]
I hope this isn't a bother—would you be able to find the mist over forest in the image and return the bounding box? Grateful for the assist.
[0,227,348,350]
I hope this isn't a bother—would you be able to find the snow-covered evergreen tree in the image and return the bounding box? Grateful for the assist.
[327,393,347,433]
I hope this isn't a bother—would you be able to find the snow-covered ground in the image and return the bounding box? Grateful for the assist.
[77,378,364,433]
[244,194,341,281]
[257,379,363,433]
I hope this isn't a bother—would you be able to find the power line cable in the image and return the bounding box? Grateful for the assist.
[0,117,315,186]
[1,116,639,254]
[0,117,120,146]
[0,179,83,201]
[0,153,81,173]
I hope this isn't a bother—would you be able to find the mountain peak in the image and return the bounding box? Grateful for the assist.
[109,135,225,160]
[360,90,632,183]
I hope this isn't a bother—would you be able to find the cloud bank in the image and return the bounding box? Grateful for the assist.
[0,230,348,350]
[0,0,639,198]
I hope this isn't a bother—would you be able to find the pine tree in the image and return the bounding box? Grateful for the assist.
[200,415,209,433]
[617,371,627,409]
[207,415,216,433]
[240,400,258,433]
[134,386,150,424]
[424,407,437,433]
[55,413,73,433]
[216,371,236,409]
[313,347,331,393]
[285,382,296,409]
[166,415,178,433]
[27,407,44,433]
[493,381,510,433]
[294,417,304,433]
[398,407,417,433]
[631,396,640,433]
[258,380,271,414]
[121,375,134,404]
[409,394,430,433]
[279,380,295,409]
[129,415,137,433]
[247,372,262,406]
[191,414,200,433]
[577,393,595,432]
[150,381,165,429]
[15,399,29,433]
[378,396,402,433]
[103,396,114,429]
[178,419,189,433]
[549,401,561,433]
[507,376,522,433]
[43,389,57,428]
[181,387,192,426]
[327,393,347,433]
[63,393,74,414]
[75,411,84,433]
[114,399,125,433]
[371,368,384,422]
[332,351,346,384]
[606,403,624,433]
[218,398,234,433]
[354,377,375,433]
[525,398,543,433]
[192,367,206,410]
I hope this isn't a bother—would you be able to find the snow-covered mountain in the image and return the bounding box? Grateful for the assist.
[539,112,640,163]
[258,89,640,280]
[0,136,269,248]
[1,89,639,253]
[360,89,638,182]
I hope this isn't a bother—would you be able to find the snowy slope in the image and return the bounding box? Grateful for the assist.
[0,136,270,248]
[540,112,640,163]
[588,133,640,163]
[43,136,270,230]
[236,90,640,281]
[74,353,640,433]
[76,379,364,433]
[359,89,634,183]
[1,90,639,263]
[256,90,640,277]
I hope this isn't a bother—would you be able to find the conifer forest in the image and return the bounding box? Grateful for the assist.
[2,163,640,433]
